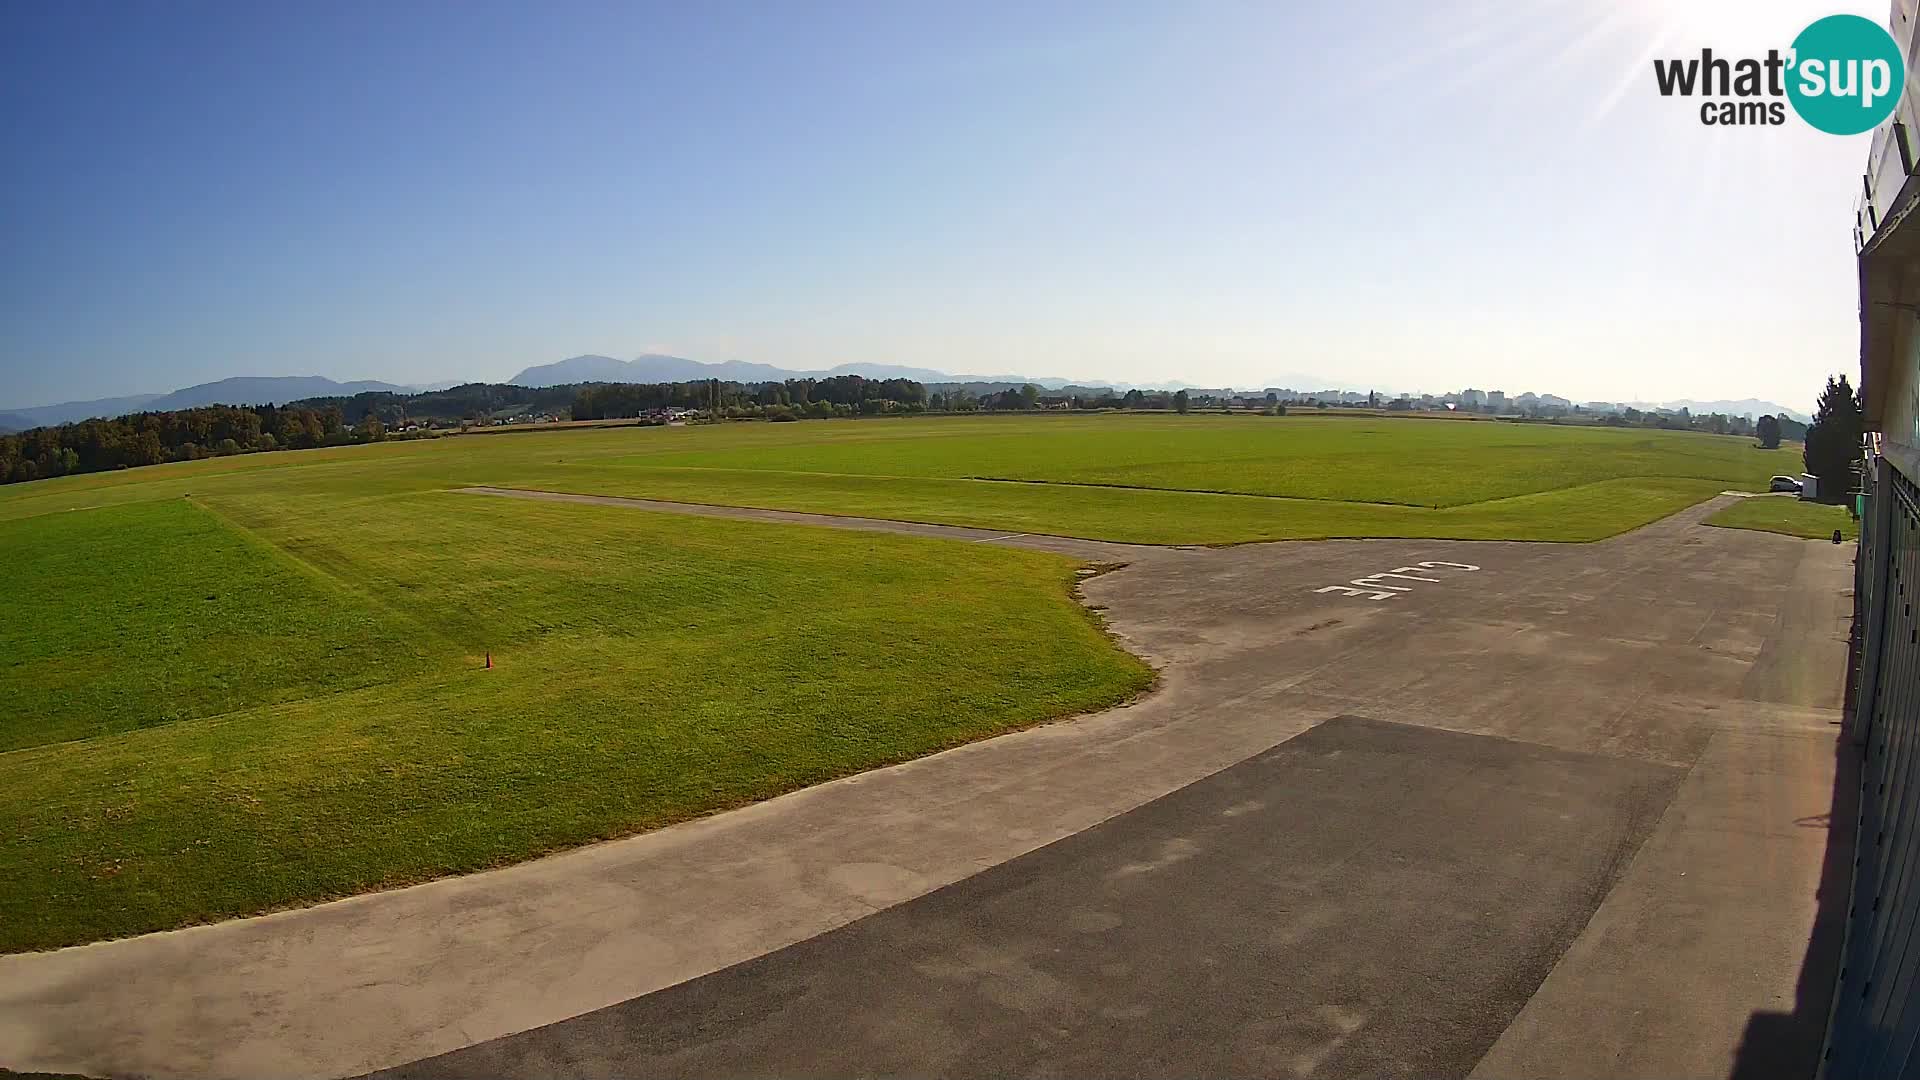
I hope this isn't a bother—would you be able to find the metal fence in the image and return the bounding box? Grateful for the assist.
[1824,457,1920,1079]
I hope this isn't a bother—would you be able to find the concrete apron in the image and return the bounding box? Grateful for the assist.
[0,495,1854,1079]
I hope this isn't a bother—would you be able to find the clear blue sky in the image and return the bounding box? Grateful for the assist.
[0,0,1876,410]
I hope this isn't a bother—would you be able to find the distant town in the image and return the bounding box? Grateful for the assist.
[932,383,1804,439]
[1119,385,1770,420]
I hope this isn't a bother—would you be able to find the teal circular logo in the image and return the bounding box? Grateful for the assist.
[1787,14,1905,135]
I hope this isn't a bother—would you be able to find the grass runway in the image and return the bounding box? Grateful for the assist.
[0,414,1801,949]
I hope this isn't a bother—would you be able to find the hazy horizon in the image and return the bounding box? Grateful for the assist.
[1,1,1874,414]
[0,350,1822,416]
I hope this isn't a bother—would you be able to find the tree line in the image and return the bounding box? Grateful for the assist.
[1589,406,1800,440]
[297,382,580,427]
[573,375,929,420]
[0,403,368,485]
[573,378,1223,419]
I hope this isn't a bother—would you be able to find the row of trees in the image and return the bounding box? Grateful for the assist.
[296,383,580,427]
[1590,406,1793,439]
[0,403,371,485]
[572,376,930,421]
[571,376,1261,421]
[928,386,1230,412]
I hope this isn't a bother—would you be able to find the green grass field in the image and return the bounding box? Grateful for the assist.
[0,414,1802,543]
[1706,495,1860,541]
[0,414,1799,951]
[610,415,1773,506]
[1,491,1147,951]
[1,499,433,751]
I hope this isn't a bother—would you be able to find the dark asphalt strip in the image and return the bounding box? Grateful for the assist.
[367,717,1684,1080]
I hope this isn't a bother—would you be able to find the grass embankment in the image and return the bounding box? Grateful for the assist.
[0,492,1147,952]
[1706,495,1860,541]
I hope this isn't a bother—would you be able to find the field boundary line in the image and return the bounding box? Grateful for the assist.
[588,465,1762,514]
[0,662,473,760]
[600,464,1535,508]
[453,486,1173,551]
[969,473,1755,510]
[583,464,939,482]
[454,483,1733,548]
[183,495,472,659]
[0,498,472,758]
[964,473,1453,507]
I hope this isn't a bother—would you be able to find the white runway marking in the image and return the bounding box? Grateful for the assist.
[974,533,1029,543]
[1316,560,1481,601]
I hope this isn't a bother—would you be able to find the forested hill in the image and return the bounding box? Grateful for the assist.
[0,378,934,486]
[286,382,581,425]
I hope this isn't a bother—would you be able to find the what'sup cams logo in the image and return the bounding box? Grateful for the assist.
[1653,14,1905,134]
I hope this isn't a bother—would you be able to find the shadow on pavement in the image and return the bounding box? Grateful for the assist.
[1726,625,1862,1080]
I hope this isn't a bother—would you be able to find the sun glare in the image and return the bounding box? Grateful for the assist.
[1629,0,1878,47]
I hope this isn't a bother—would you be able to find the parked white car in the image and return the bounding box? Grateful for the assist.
[1769,475,1803,493]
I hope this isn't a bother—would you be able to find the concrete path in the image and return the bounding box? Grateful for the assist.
[376,717,1686,1079]
[0,495,1854,1079]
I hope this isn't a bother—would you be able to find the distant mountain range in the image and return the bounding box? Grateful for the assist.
[0,376,414,431]
[0,359,1814,433]
[0,394,163,432]
[506,354,1083,390]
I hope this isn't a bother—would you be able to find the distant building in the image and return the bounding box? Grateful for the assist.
[1461,388,1486,407]
[1487,390,1508,411]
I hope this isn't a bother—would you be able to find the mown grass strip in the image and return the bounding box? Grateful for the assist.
[1705,496,1859,541]
[0,494,1150,952]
